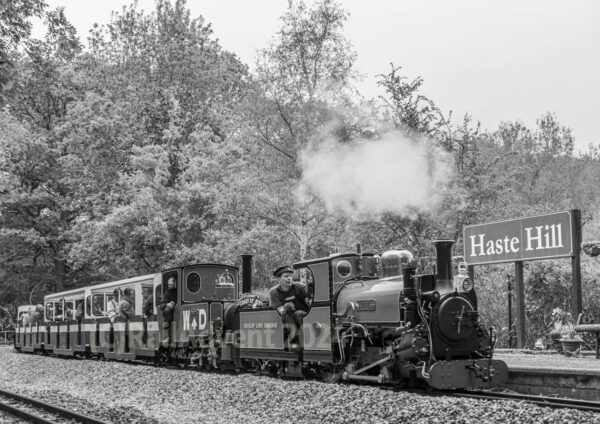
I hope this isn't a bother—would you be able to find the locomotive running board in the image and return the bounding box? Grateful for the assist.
[427,359,509,390]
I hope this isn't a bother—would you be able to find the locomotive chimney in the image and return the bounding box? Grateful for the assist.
[241,254,253,294]
[433,240,454,290]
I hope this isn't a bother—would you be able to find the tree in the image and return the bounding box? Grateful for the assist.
[366,66,455,255]
[6,6,82,130]
[0,7,90,294]
[237,0,358,261]
[378,64,450,141]
[0,111,64,294]
[489,113,575,210]
[0,0,46,94]
[66,0,249,279]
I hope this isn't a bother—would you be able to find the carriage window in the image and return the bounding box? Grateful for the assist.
[122,288,135,308]
[46,303,53,320]
[155,284,162,306]
[65,301,74,319]
[75,300,83,320]
[55,302,63,321]
[92,294,105,316]
[142,286,154,315]
[187,273,201,293]
[86,296,91,317]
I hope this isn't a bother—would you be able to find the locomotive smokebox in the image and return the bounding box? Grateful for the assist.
[433,240,454,291]
[241,254,253,294]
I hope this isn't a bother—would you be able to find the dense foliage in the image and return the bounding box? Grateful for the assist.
[1,0,599,346]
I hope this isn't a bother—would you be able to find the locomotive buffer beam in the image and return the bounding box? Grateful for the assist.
[427,359,509,390]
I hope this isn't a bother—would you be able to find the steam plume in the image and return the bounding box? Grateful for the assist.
[299,130,454,219]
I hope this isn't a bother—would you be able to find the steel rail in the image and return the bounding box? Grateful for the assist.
[453,390,600,413]
[0,399,56,424]
[0,388,109,424]
[404,388,600,413]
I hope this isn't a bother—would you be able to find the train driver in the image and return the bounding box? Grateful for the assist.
[269,266,309,348]
[159,277,177,343]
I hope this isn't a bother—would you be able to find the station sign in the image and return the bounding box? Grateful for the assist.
[463,211,576,265]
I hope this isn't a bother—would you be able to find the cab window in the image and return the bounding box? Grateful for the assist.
[297,267,315,307]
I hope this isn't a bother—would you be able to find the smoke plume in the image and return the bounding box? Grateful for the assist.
[299,130,454,219]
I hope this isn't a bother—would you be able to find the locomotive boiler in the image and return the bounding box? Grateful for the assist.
[326,240,507,388]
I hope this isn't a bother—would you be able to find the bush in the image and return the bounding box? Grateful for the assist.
[475,255,600,348]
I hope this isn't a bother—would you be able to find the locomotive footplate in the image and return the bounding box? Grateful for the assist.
[428,359,509,389]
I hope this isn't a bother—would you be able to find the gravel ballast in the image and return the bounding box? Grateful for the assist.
[1,346,599,423]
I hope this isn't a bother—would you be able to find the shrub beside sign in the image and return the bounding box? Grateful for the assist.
[463,211,576,265]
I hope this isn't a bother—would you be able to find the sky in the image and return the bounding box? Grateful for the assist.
[32,0,600,150]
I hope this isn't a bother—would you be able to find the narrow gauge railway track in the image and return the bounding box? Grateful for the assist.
[405,388,600,413]
[0,389,108,424]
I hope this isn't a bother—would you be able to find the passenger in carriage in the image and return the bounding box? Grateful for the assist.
[54,301,64,321]
[142,287,153,317]
[30,305,44,324]
[21,310,31,325]
[118,288,135,320]
[65,304,74,320]
[107,289,120,323]
[45,304,54,321]
[92,299,104,316]
[269,266,309,349]
[75,300,84,322]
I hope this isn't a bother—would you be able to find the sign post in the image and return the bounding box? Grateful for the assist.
[571,209,582,319]
[507,275,513,348]
[514,261,525,348]
[464,210,580,348]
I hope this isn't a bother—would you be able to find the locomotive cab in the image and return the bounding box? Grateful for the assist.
[159,264,239,347]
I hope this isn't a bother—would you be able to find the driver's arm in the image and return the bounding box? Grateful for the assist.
[269,287,284,315]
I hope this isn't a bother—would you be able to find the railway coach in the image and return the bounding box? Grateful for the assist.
[14,263,239,362]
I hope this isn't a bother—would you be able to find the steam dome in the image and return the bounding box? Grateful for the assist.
[380,250,414,277]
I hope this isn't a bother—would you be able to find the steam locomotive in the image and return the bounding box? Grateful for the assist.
[14,240,508,390]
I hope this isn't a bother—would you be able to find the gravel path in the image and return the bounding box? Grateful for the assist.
[1,346,599,423]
